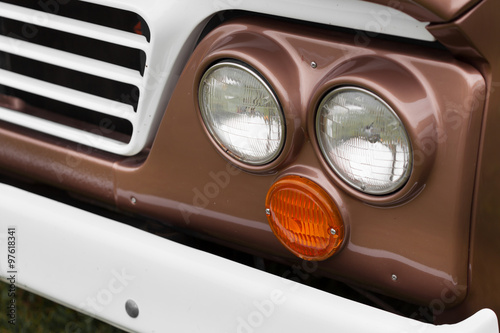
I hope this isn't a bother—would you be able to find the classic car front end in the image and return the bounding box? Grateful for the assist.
[0,0,499,332]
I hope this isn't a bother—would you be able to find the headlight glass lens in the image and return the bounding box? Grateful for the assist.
[316,87,412,195]
[199,62,285,165]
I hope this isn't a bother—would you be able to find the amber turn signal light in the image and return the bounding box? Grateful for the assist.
[265,175,344,261]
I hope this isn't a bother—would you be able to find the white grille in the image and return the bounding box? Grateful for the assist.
[0,1,151,155]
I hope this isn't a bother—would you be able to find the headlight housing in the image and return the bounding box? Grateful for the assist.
[316,87,412,195]
[199,62,285,165]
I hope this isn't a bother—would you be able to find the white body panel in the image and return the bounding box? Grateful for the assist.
[0,184,497,333]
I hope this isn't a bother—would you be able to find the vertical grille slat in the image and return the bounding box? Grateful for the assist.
[0,1,151,154]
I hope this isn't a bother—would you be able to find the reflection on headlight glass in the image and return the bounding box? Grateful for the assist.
[199,63,285,165]
[316,87,412,195]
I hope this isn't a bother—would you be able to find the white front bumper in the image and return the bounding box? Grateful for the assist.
[0,184,497,333]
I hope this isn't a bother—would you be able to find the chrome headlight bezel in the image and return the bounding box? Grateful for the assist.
[198,61,286,166]
[315,86,413,195]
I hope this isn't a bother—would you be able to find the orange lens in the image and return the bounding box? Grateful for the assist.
[265,175,344,261]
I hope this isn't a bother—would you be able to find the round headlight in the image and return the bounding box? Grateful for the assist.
[316,87,412,195]
[199,62,285,165]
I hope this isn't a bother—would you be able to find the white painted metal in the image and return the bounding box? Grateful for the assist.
[0,0,436,156]
[0,69,135,120]
[0,1,146,155]
[0,35,143,86]
[82,0,435,42]
[0,184,497,333]
[0,2,149,50]
[0,107,128,151]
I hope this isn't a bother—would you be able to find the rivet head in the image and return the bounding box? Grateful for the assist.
[330,228,336,236]
[130,197,137,205]
[125,299,139,318]
[311,61,317,69]
[391,274,398,281]
[265,208,271,216]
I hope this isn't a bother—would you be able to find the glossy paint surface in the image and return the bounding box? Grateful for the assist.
[426,0,500,325]
[1,184,497,332]
[0,0,494,324]
[114,17,485,306]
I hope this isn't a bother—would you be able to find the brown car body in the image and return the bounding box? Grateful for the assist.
[0,0,498,326]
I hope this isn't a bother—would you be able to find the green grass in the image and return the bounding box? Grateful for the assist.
[0,281,125,333]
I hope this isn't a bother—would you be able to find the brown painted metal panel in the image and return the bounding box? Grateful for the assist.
[0,120,117,204]
[114,17,485,307]
[426,0,500,324]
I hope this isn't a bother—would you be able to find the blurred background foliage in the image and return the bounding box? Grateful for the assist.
[0,281,124,333]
